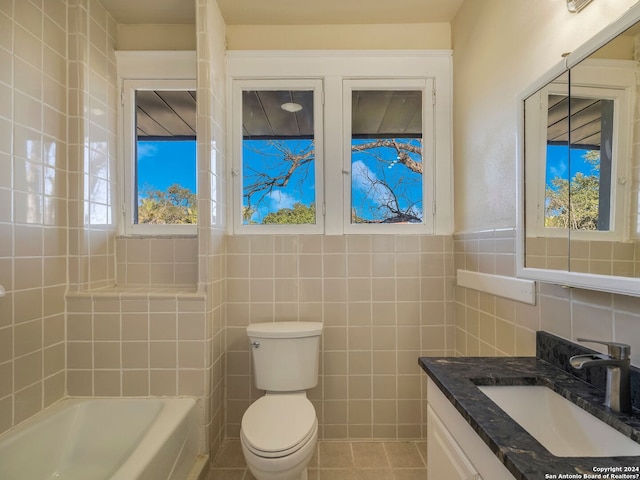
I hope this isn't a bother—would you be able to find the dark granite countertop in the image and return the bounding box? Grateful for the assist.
[419,356,640,480]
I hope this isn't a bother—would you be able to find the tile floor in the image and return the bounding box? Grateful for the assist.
[206,440,428,480]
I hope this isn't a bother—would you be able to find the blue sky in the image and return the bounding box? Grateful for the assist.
[137,137,425,223]
[243,139,316,223]
[351,138,423,222]
[242,138,424,224]
[545,144,599,188]
[137,140,197,194]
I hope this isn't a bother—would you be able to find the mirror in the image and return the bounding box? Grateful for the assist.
[518,3,640,296]
[524,71,570,272]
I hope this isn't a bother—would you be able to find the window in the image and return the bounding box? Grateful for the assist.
[343,79,433,233]
[232,79,324,234]
[116,51,197,236]
[544,95,613,231]
[227,52,453,235]
[526,78,631,241]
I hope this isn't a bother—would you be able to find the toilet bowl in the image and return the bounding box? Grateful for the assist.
[240,322,323,480]
[240,394,318,480]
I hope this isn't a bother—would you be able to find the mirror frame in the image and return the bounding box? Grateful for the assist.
[516,2,640,296]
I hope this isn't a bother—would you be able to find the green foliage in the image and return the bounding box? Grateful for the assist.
[545,173,600,230]
[350,208,367,224]
[545,150,601,230]
[262,203,315,224]
[242,206,257,224]
[138,184,197,225]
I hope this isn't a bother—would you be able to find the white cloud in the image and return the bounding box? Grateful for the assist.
[351,160,393,205]
[266,190,296,211]
[548,164,567,179]
[137,143,158,159]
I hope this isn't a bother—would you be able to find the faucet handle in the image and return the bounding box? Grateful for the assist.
[576,338,630,360]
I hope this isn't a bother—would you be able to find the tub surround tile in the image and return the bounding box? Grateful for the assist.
[419,332,640,480]
[66,291,208,398]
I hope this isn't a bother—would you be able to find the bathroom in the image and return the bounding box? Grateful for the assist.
[1,0,640,478]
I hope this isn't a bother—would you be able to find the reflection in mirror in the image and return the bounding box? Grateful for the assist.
[523,21,637,278]
[567,28,636,276]
[524,72,570,271]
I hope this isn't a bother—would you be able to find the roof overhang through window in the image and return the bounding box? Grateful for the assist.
[241,90,423,140]
[136,90,197,140]
[547,94,604,149]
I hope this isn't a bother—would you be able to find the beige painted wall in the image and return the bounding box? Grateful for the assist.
[452,1,640,370]
[116,24,196,50]
[452,0,638,232]
[226,23,451,50]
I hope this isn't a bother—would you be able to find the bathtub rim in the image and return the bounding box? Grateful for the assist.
[0,395,209,480]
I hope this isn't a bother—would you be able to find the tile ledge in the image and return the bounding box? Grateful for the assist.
[66,285,203,300]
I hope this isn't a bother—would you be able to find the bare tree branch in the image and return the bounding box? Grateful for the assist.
[243,140,315,209]
[351,139,423,174]
[243,138,423,223]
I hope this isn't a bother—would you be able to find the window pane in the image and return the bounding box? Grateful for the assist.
[134,90,197,225]
[242,90,316,225]
[544,95,613,231]
[350,90,423,224]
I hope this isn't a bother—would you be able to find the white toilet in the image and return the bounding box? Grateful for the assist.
[240,321,323,480]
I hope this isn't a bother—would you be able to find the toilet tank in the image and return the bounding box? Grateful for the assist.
[247,322,323,392]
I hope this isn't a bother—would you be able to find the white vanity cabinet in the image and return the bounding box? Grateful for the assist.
[427,405,482,479]
[427,377,517,480]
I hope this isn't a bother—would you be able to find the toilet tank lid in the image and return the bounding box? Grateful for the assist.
[246,321,323,338]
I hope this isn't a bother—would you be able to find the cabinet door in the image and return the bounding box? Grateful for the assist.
[427,405,482,480]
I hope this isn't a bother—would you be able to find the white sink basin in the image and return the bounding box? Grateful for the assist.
[478,385,640,457]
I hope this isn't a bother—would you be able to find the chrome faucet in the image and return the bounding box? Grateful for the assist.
[569,338,631,414]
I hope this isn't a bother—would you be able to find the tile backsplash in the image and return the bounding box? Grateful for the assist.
[225,234,455,440]
[455,228,640,368]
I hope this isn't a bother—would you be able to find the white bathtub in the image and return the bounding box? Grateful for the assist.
[0,397,208,480]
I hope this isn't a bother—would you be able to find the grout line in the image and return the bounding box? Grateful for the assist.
[415,440,428,467]
[349,440,355,468]
[381,441,393,471]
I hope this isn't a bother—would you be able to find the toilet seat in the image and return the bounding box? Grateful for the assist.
[241,395,317,458]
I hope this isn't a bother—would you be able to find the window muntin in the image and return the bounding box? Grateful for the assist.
[232,80,324,233]
[122,79,197,235]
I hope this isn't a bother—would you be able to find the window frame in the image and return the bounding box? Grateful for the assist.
[116,51,197,236]
[342,78,434,234]
[226,50,453,235]
[525,60,633,242]
[231,78,325,234]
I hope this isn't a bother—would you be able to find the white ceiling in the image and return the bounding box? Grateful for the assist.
[99,0,464,25]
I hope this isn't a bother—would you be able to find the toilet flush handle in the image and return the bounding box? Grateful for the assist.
[250,341,260,348]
